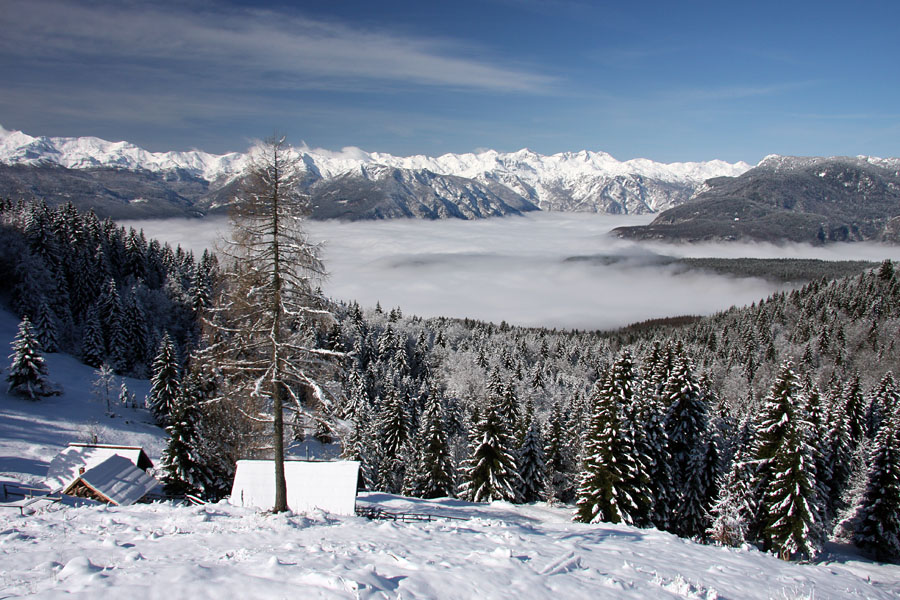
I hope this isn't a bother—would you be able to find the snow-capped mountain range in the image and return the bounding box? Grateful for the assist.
[0,124,755,219]
[0,125,245,182]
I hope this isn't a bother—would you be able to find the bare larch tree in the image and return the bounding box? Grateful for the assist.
[205,135,343,513]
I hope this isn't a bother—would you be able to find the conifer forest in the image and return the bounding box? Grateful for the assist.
[1,197,898,564]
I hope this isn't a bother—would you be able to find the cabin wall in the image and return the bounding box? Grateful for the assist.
[229,460,360,515]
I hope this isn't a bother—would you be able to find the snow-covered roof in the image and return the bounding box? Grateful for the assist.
[230,460,360,516]
[62,455,158,506]
[46,443,153,491]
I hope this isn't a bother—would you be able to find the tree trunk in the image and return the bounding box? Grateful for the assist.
[271,148,288,513]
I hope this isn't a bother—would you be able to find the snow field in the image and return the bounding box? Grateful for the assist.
[1,493,898,599]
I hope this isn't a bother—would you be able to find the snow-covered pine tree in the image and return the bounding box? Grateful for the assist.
[458,394,519,503]
[123,228,147,281]
[160,373,209,497]
[648,341,676,398]
[375,389,410,493]
[866,371,899,439]
[182,362,239,499]
[574,362,641,525]
[707,418,756,547]
[843,374,867,446]
[544,398,575,503]
[79,303,106,368]
[851,412,900,562]
[642,388,674,530]
[761,415,823,559]
[32,298,58,353]
[190,253,213,315]
[69,249,98,320]
[97,279,123,351]
[755,361,823,559]
[821,395,854,528]
[148,333,181,426]
[401,430,426,497]
[340,368,369,420]
[877,258,894,281]
[123,286,151,373]
[529,364,545,390]
[341,400,377,490]
[613,351,653,527]
[498,380,522,444]
[636,347,675,529]
[416,393,455,499]
[833,440,874,540]
[662,353,711,537]
[516,407,547,503]
[751,361,799,538]
[7,316,52,400]
[800,376,830,511]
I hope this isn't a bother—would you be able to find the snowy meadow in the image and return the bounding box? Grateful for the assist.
[3,493,900,599]
[124,213,900,330]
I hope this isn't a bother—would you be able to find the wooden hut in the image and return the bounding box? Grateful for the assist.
[46,443,154,491]
[62,455,158,506]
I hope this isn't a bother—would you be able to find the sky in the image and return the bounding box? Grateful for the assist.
[123,213,900,330]
[1,0,899,163]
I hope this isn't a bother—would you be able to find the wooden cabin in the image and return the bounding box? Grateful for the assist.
[46,443,154,492]
[62,455,158,506]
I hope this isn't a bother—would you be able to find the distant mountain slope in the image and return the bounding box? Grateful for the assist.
[0,163,209,219]
[0,125,749,220]
[614,155,900,244]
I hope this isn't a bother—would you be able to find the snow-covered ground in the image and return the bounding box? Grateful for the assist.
[1,494,898,599]
[1,307,899,598]
[0,309,160,491]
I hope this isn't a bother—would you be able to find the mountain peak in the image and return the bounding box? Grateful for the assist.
[0,125,757,219]
[0,125,751,186]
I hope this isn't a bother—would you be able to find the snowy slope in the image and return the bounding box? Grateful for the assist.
[0,125,751,215]
[1,493,898,598]
[0,308,162,490]
[1,308,899,598]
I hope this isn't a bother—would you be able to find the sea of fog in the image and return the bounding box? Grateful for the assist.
[122,213,900,331]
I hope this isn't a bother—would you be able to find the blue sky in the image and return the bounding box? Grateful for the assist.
[1,0,898,163]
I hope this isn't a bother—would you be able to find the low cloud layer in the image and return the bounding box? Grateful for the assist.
[124,213,900,331]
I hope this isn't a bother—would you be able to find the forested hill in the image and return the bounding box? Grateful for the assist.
[0,198,209,379]
[614,155,900,244]
[2,199,898,562]
[321,257,900,559]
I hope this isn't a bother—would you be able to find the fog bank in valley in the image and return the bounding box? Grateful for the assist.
[123,213,900,331]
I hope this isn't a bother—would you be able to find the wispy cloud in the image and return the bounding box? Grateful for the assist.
[487,0,594,15]
[662,81,820,103]
[0,0,555,94]
[789,112,900,121]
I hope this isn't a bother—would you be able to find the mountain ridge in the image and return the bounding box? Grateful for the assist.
[0,125,751,219]
[615,155,900,244]
[0,125,751,187]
